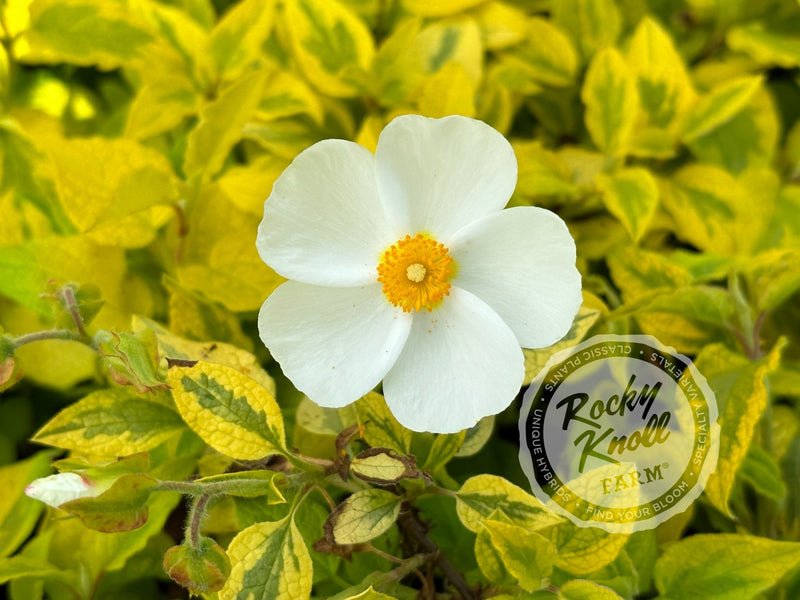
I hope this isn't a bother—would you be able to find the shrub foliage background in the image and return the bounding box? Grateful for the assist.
[1,0,800,598]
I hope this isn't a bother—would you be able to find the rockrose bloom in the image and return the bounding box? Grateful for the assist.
[257,115,581,433]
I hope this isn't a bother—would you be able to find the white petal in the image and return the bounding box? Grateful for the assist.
[375,115,517,240]
[258,282,412,408]
[448,206,581,348]
[382,287,523,433]
[25,472,98,508]
[257,139,400,287]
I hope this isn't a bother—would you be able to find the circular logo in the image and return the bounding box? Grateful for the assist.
[518,335,719,532]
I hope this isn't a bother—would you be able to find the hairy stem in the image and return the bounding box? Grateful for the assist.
[186,494,210,547]
[59,285,88,337]
[11,329,89,348]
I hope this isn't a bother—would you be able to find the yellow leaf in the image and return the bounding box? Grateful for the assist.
[401,0,487,17]
[697,341,784,515]
[550,519,629,574]
[411,19,483,84]
[168,361,286,460]
[0,451,54,558]
[220,516,312,600]
[33,387,185,457]
[164,280,254,352]
[512,17,578,87]
[552,0,622,61]
[256,70,324,124]
[203,0,276,82]
[595,167,659,242]
[474,2,527,50]
[177,230,284,313]
[217,154,291,217]
[627,17,696,131]
[415,62,476,118]
[328,489,401,544]
[581,47,638,156]
[607,246,692,302]
[15,0,154,70]
[282,0,375,98]
[660,164,774,256]
[37,135,177,234]
[456,474,562,533]
[680,75,763,143]
[184,70,268,180]
[481,519,556,591]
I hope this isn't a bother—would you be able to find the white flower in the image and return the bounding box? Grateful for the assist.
[256,115,581,433]
[25,472,102,508]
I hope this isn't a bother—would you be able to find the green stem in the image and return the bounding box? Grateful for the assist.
[11,329,89,348]
[59,285,88,337]
[186,494,211,548]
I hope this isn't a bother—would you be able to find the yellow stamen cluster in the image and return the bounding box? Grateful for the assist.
[377,233,455,312]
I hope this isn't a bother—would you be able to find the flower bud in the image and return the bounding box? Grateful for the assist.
[25,472,103,508]
[163,537,231,595]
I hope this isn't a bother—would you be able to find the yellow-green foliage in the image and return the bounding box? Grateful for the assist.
[1,0,800,599]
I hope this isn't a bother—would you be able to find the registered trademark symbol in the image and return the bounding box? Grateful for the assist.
[662,462,669,469]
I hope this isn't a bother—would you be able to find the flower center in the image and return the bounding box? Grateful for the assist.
[377,234,455,312]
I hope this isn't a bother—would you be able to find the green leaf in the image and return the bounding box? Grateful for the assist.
[421,431,465,475]
[0,451,54,558]
[0,235,126,318]
[455,474,562,533]
[581,47,638,156]
[742,249,800,312]
[559,580,625,600]
[608,286,735,353]
[481,519,555,592]
[350,392,412,454]
[727,20,800,69]
[695,341,783,515]
[183,70,268,180]
[60,473,157,533]
[167,361,286,460]
[654,534,800,600]
[95,328,169,393]
[283,0,375,97]
[193,471,286,501]
[220,515,312,600]
[551,0,621,61]
[0,555,70,586]
[680,75,763,142]
[337,588,400,600]
[739,444,786,501]
[686,88,779,174]
[325,489,401,545]
[204,0,276,82]
[456,416,495,457]
[32,387,185,457]
[596,167,659,242]
[16,0,154,70]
